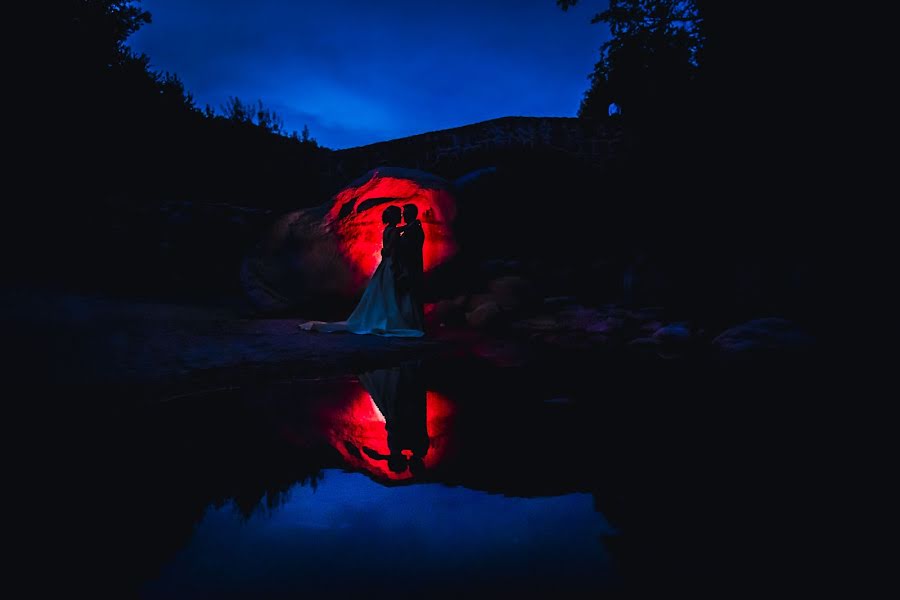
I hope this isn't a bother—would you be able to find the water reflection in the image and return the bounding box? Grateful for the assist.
[61,353,815,597]
[81,359,633,597]
[141,471,617,599]
[360,363,430,474]
[127,361,623,597]
[325,362,453,481]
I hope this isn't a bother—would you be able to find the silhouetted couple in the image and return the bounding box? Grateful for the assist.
[300,203,425,337]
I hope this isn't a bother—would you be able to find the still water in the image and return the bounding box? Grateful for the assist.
[71,356,787,597]
[122,360,623,597]
[143,472,615,598]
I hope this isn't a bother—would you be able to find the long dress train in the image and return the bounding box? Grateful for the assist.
[299,225,424,337]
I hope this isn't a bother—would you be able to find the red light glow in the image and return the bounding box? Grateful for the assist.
[326,171,458,278]
[325,388,455,481]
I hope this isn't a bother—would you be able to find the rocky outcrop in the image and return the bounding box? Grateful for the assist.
[241,167,458,312]
[712,318,815,354]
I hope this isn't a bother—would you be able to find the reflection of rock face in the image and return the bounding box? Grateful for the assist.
[241,167,458,312]
[359,363,430,476]
[324,366,454,483]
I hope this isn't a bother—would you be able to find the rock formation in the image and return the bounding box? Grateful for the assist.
[242,167,457,312]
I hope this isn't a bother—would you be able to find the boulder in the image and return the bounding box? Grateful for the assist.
[488,275,536,311]
[649,322,693,359]
[466,293,497,312]
[428,296,467,327]
[466,301,502,329]
[712,318,815,354]
[639,320,664,335]
[551,306,625,337]
[241,167,458,312]
[653,322,692,343]
[556,306,608,330]
[586,317,625,334]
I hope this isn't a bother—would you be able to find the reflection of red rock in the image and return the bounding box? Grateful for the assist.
[327,169,458,278]
[325,388,454,482]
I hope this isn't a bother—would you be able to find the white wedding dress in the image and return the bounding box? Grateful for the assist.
[299,225,424,338]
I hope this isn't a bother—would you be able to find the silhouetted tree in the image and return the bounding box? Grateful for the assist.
[558,0,702,120]
[255,100,284,134]
[217,97,295,135]
[62,0,152,70]
[221,97,255,124]
[17,0,335,297]
[557,0,830,327]
[157,72,195,111]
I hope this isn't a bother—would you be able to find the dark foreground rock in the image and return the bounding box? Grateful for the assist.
[712,318,815,355]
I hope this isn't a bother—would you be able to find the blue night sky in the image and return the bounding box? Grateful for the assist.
[128,0,610,149]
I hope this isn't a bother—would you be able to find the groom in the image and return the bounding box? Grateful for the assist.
[396,203,425,330]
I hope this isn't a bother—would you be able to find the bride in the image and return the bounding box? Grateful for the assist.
[299,206,424,337]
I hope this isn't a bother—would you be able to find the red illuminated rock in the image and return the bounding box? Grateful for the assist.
[242,167,458,312]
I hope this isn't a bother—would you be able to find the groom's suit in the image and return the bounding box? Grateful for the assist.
[396,220,425,329]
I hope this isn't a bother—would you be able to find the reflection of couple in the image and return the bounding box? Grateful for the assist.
[358,362,429,475]
[301,203,425,337]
